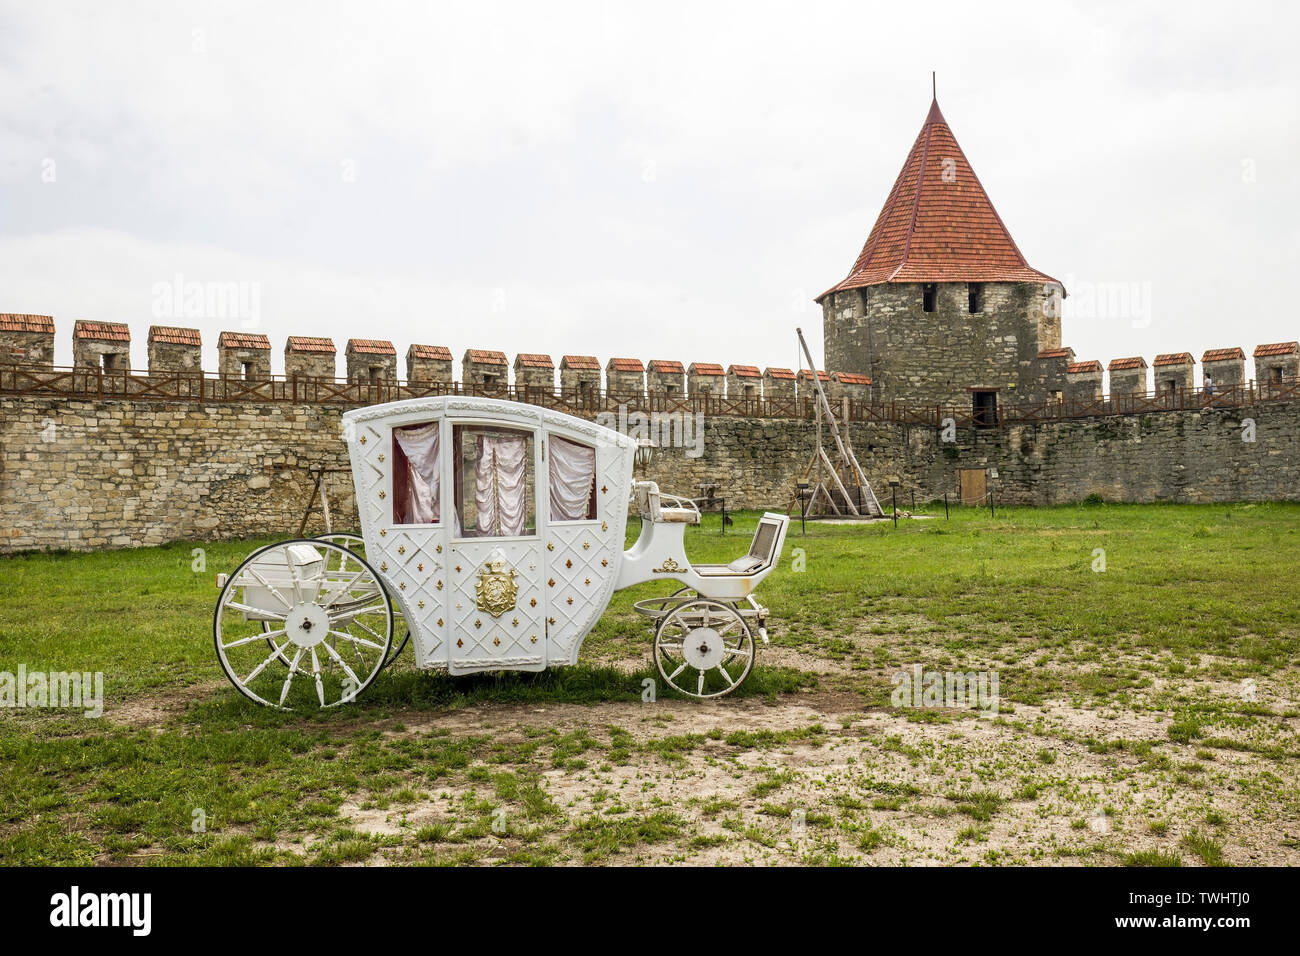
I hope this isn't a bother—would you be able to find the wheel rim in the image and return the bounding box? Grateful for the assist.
[215,539,393,709]
[654,599,754,699]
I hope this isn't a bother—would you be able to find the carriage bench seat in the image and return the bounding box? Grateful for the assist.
[634,481,701,524]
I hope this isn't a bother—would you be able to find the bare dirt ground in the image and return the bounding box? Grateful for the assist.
[103,643,1299,866]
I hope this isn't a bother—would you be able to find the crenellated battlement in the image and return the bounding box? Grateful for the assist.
[3,316,1300,427]
[0,316,865,404]
[1052,342,1299,402]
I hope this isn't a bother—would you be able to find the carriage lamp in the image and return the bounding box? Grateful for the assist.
[634,438,655,477]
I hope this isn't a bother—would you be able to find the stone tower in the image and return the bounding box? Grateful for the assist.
[818,96,1065,409]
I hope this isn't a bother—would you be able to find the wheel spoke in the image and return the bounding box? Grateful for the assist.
[331,600,389,626]
[279,646,306,706]
[697,670,705,696]
[242,567,294,610]
[224,628,285,649]
[319,570,369,609]
[668,662,688,681]
[329,629,385,652]
[223,601,288,622]
[285,548,305,605]
[311,648,326,707]
[348,618,389,648]
[321,640,364,696]
[716,664,736,687]
[243,640,290,684]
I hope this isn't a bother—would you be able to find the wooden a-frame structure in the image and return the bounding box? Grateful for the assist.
[788,327,884,520]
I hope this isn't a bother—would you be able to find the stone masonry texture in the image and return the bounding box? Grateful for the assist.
[2,395,1297,553]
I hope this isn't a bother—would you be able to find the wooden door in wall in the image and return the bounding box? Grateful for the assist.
[959,468,986,505]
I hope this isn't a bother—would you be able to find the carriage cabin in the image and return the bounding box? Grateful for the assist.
[343,397,637,674]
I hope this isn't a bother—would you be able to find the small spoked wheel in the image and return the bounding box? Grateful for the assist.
[215,539,393,710]
[654,598,755,700]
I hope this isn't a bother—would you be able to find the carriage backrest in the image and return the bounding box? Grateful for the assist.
[724,513,787,574]
[635,481,661,522]
[748,518,780,565]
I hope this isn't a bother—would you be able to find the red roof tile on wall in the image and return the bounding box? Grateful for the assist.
[148,325,201,346]
[0,314,54,333]
[348,338,396,355]
[798,369,830,382]
[1254,341,1299,357]
[608,357,644,372]
[689,362,724,376]
[832,371,872,385]
[1153,352,1193,366]
[409,344,452,361]
[514,353,554,368]
[218,331,271,350]
[465,349,507,365]
[1067,361,1102,373]
[1202,347,1244,362]
[561,355,600,370]
[1037,347,1073,359]
[286,336,336,353]
[818,99,1061,301]
[648,360,685,374]
[1108,357,1146,371]
[73,320,130,342]
[765,367,796,380]
[728,364,761,378]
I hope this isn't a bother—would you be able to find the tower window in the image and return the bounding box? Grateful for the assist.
[968,283,984,313]
[922,283,937,313]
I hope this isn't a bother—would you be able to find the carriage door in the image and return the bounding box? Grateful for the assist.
[446,424,548,673]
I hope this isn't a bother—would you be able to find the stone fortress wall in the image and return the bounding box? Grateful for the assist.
[2,316,1299,554]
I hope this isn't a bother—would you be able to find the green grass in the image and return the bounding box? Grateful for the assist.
[2,502,1299,864]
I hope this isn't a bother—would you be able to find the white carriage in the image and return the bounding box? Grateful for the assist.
[214,397,789,709]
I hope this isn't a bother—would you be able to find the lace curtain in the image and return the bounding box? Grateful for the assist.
[475,432,528,536]
[393,422,440,524]
[549,436,595,521]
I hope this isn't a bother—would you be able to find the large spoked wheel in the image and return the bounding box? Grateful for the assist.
[312,532,410,670]
[215,539,393,710]
[654,598,755,700]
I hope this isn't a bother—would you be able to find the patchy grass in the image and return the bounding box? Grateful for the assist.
[2,503,1299,864]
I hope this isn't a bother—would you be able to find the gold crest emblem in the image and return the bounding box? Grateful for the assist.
[475,559,518,617]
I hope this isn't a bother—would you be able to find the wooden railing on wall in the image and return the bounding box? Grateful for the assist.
[2,364,1298,427]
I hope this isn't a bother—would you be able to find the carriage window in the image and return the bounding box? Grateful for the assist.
[453,425,536,537]
[549,436,597,521]
[392,422,442,525]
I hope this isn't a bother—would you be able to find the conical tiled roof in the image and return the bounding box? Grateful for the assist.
[818,98,1060,300]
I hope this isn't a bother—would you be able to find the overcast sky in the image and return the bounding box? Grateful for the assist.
[1,1,1296,382]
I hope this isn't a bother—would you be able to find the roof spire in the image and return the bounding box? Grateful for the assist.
[932,70,936,100]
